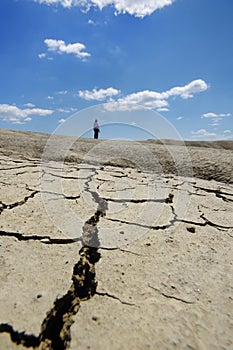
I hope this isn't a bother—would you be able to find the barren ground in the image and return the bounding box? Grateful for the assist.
[0,128,232,350]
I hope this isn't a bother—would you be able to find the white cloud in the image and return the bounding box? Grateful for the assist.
[35,0,175,17]
[82,79,208,111]
[57,108,69,113]
[191,129,217,138]
[57,107,77,113]
[44,39,90,60]
[202,112,231,118]
[88,19,96,25]
[164,79,208,99]
[57,90,68,95]
[24,103,36,108]
[157,107,169,112]
[176,116,183,120]
[66,107,77,112]
[78,87,120,101]
[202,112,232,126]
[106,0,175,17]
[104,90,168,111]
[0,104,53,124]
[47,96,54,100]
[58,118,66,123]
[38,53,46,59]
[192,129,233,140]
[36,0,73,7]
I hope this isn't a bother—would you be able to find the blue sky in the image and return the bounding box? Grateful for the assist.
[0,0,232,140]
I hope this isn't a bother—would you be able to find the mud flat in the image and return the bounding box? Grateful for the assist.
[0,128,232,350]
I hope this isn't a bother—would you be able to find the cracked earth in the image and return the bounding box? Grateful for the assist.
[0,130,233,350]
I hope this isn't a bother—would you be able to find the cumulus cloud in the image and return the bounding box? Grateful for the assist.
[191,129,217,138]
[202,112,232,126]
[78,79,207,112]
[44,39,90,60]
[104,91,168,111]
[164,79,208,99]
[35,0,175,17]
[36,0,73,7]
[0,104,53,124]
[78,87,120,101]
[58,118,66,123]
[103,0,175,17]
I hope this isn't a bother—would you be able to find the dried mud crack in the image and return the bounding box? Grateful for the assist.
[148,284,195,305]
[0,168,108,350]
[0,230,81,244]
[0,191,39,214]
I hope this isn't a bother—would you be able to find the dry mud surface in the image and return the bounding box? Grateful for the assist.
[0,129,233,350]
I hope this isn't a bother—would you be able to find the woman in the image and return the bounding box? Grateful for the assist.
[93,119,100,139]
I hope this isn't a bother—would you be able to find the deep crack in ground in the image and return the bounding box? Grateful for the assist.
[0,167,108,349]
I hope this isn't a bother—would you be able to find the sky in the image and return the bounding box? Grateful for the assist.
[0,0,233,140]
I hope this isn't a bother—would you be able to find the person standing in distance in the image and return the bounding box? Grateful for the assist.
[93,119,100,139]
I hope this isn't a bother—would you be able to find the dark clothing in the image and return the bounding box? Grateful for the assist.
[94,128,99,139]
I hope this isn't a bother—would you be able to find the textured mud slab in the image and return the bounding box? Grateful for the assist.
[0,130,233,350]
